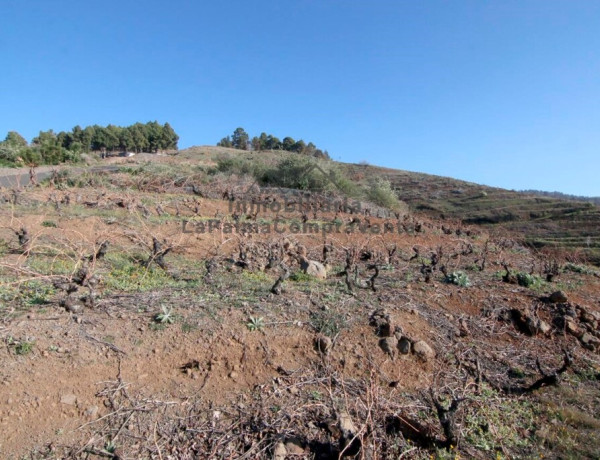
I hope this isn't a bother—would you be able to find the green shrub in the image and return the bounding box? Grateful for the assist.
[366,178,404,210]
[19,281,55,306]
[262,157,332,191]
[563,263,596,275]
[0,143,23,166]
[516,272,543,288]
[445,271,471,287]
[7,337,35,355]
[212,154,266,179]
[289,271,319,282]
[0,239,8,257]
[103,253,186,292]
[310,309,347,337]
[463,384,535,451]
[327,167,362,197]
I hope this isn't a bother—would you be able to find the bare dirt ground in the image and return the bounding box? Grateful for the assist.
[1,152,599,459]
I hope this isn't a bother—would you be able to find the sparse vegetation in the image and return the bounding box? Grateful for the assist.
[0,145,598,459]
[563,262,596,275]
[462,384,536,452]
[445,271,471,287]
[7,336,35,355]
[310,309,348,337]
[516,272,543,288]
[289,271,318,282]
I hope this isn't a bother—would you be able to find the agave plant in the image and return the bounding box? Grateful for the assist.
[154,305,175,324]
[246,316,264,332]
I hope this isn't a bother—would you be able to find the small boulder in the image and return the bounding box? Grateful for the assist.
[301,259,327,279]
[536,320,552,335]
[85,405,99,418]
[379,337,398,358]
[273,442,287,460]
[379,320,394,338]
[458,318,469,337]
[393,326,404,341]
[412,340,435,362]
[565,319,581,337]
[397,337,411,354]
[66,303,83,313]
[580,333,600,350]
[580,308,600,325]
[549,291,568,304]
[370,308,393,337]
[60,394,77,406]
[315,335,332,355]
[338,411,361,456]
[285,439,305,454]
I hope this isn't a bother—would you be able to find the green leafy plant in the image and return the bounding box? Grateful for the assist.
[310,390,323,401]
[181,321,197,333]
[0,238,9,257]
[8,336,35,355]
[154,305,175,324]
[310,309,347,337]
[246,316,264,332]
[563,263,596,275]
[104,441,117,454]
[289,271,318,282]
[516,272,543,288]
[19,281,56,306]
[41,220,58,228]
[366,177,407,211]
[462,384,535,452]
[445,271,471,287]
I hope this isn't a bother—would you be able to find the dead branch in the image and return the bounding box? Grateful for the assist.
[145,237,173,270]
[15,227,30,253]
[429,389,466,448]
[469,350,572,395]
[270,264,290,295]
[86,240,109,262]
[367,264,379,292]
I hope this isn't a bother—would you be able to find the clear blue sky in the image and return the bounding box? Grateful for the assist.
[2,1,599,196]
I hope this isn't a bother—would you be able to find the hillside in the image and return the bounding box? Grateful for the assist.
[180,146,600,265]
[0,147,599,459]
[343,163,600,265]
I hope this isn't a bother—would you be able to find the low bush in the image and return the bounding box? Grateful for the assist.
[445,271,471,287]
[516,272,543,288]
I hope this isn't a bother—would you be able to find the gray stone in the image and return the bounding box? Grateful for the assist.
[458,318,469,337]
[300,259,327,279]
[60,394,77,406]
[566,319,581,337]
[285,439,305,454]
[66,303,83,313]
[537,320,552,335]
[549,291,568,303]
[85,405,99,418]
[413,340,435,362]
[379,337,398,358]
[580,333,600,349]
[273,442,287,460]
[398,337,411,354]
